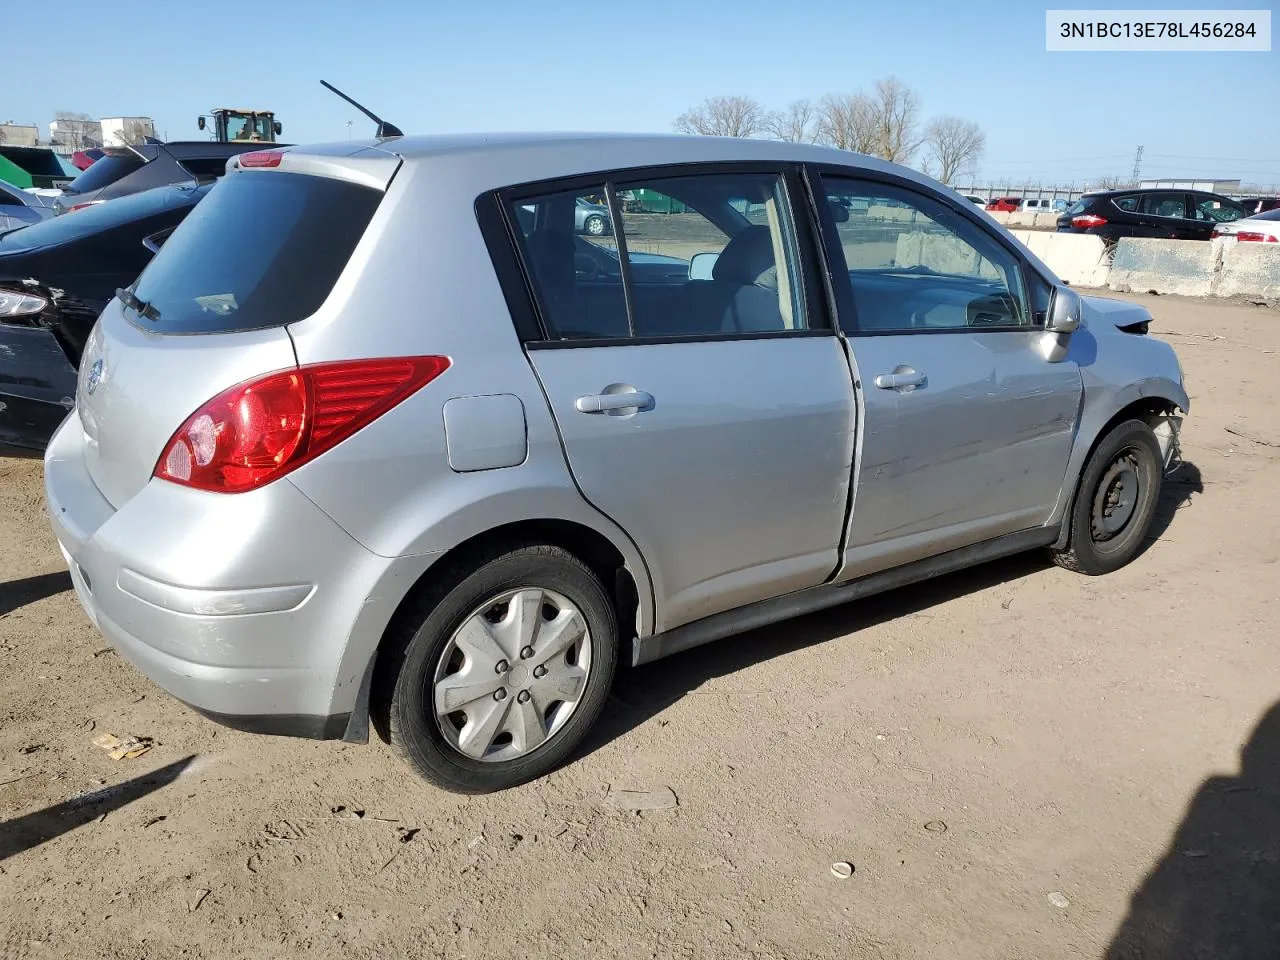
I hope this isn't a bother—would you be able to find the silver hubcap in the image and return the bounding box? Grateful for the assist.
[1092,452,1140,541]
[432,588,591,762]
[586,216,605,235]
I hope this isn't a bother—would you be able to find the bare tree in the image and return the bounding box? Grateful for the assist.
[867,76,923,164]
[115,118,154,146]
[673,96,765,138]
[923,116,986,184]
[763,100,817,143]
[815,93,877,153]
[52,110,100,149]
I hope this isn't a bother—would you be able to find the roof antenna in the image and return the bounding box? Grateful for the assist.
[320,80,403,139]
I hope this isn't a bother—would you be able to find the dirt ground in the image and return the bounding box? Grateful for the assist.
[2,293,1278,960]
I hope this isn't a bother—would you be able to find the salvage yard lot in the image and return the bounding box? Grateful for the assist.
[2,293,1278,959]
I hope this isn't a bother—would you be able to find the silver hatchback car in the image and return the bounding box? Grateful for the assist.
[44,133,1187,793]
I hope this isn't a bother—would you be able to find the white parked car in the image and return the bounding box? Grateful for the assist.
[1211,209,1280,244]
[1020,198,1067,214]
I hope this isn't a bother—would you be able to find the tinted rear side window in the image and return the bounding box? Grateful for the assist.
[1112,195,1139,212]
[65,153,146,194]
[131,171,381,333]
[178,156,233,180]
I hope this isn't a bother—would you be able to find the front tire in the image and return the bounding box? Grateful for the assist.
[387,545,618,793]
[1052,419,1163,576]
[583,214,607,237]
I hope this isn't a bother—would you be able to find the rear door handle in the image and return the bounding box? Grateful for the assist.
[873,369,927,390]
[574,390,654,414]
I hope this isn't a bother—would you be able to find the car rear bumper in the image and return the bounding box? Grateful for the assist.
[44,413,438,740]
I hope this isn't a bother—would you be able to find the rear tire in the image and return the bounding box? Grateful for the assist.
[386,544,617,793]
[583,214,607,237]
[1052,419,1163,576]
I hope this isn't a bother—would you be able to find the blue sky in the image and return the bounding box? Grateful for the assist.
[7,0,1278,186]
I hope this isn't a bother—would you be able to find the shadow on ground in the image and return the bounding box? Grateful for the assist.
[0,570,71,618]
[587,458,1203,756]
[0,756,196,861]
[1106,702,1280,959]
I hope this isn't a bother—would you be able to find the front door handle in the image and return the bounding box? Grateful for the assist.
[575,390,654,414]
[873,368,927,390]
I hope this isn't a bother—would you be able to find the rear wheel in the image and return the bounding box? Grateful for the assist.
[583,214,607,237]
[386,545,618,793]
[1052,419,1163,575]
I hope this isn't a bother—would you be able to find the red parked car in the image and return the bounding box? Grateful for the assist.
[985,196,1022,212]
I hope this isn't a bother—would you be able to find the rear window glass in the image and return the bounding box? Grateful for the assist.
[1254,209,1280,222]
[131,171,382,333]
[64,152,146,194]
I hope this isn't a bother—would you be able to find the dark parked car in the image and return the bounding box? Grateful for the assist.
[52,140,277,215]
[1058,189,1252,242]
[1,182,210,454]
[1237,196,1280,215]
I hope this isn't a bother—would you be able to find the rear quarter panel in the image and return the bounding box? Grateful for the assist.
[283,155,656,635]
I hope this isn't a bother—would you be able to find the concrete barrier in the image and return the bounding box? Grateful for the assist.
[1216,243,1280,300]
[1108,238,1217,297]
[895,232,1001,278]
[1009,230,1110,287]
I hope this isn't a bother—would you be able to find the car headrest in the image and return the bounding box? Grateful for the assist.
[712,225,776,285]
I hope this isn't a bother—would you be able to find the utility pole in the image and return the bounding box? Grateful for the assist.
[1132,145,1144,182]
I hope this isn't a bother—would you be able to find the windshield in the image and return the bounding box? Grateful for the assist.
[130,171,382,333]
[0,183,205,252]
[225,114,273,141]
[63,151,146,195]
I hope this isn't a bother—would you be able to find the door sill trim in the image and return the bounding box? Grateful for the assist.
[632,525,1058,666]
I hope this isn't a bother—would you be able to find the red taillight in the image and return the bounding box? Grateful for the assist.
[238,151,284,168]
[1211,228,1223,239]
[1233,231,1277,243]
[1072,214,1107,229]
[66,200,103,214]
[154,356,451,493]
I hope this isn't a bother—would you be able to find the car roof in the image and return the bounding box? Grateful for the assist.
[292,132,947,194]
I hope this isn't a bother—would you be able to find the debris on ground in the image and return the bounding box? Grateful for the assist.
[19,743,45,755]
[924,820,948,834]
[604,785,679,812]
[830,861,854,880]
[1225,425,1280,448]
[1047,892,1070,909]
[92,733,153,760]
[188,889,211,913]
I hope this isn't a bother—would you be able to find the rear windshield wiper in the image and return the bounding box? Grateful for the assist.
[116,287,161,322]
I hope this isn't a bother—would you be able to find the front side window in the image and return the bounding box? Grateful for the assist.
[1139,194,1186,218]
[507,170,808,341]
[822,175,1032,332]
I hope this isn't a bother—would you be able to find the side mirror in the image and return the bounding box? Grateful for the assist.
[142,226,175,255]
[1047,286,1081,334]
[274,121,283,136]
[197,116,206,131]
[688,251,719,281]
